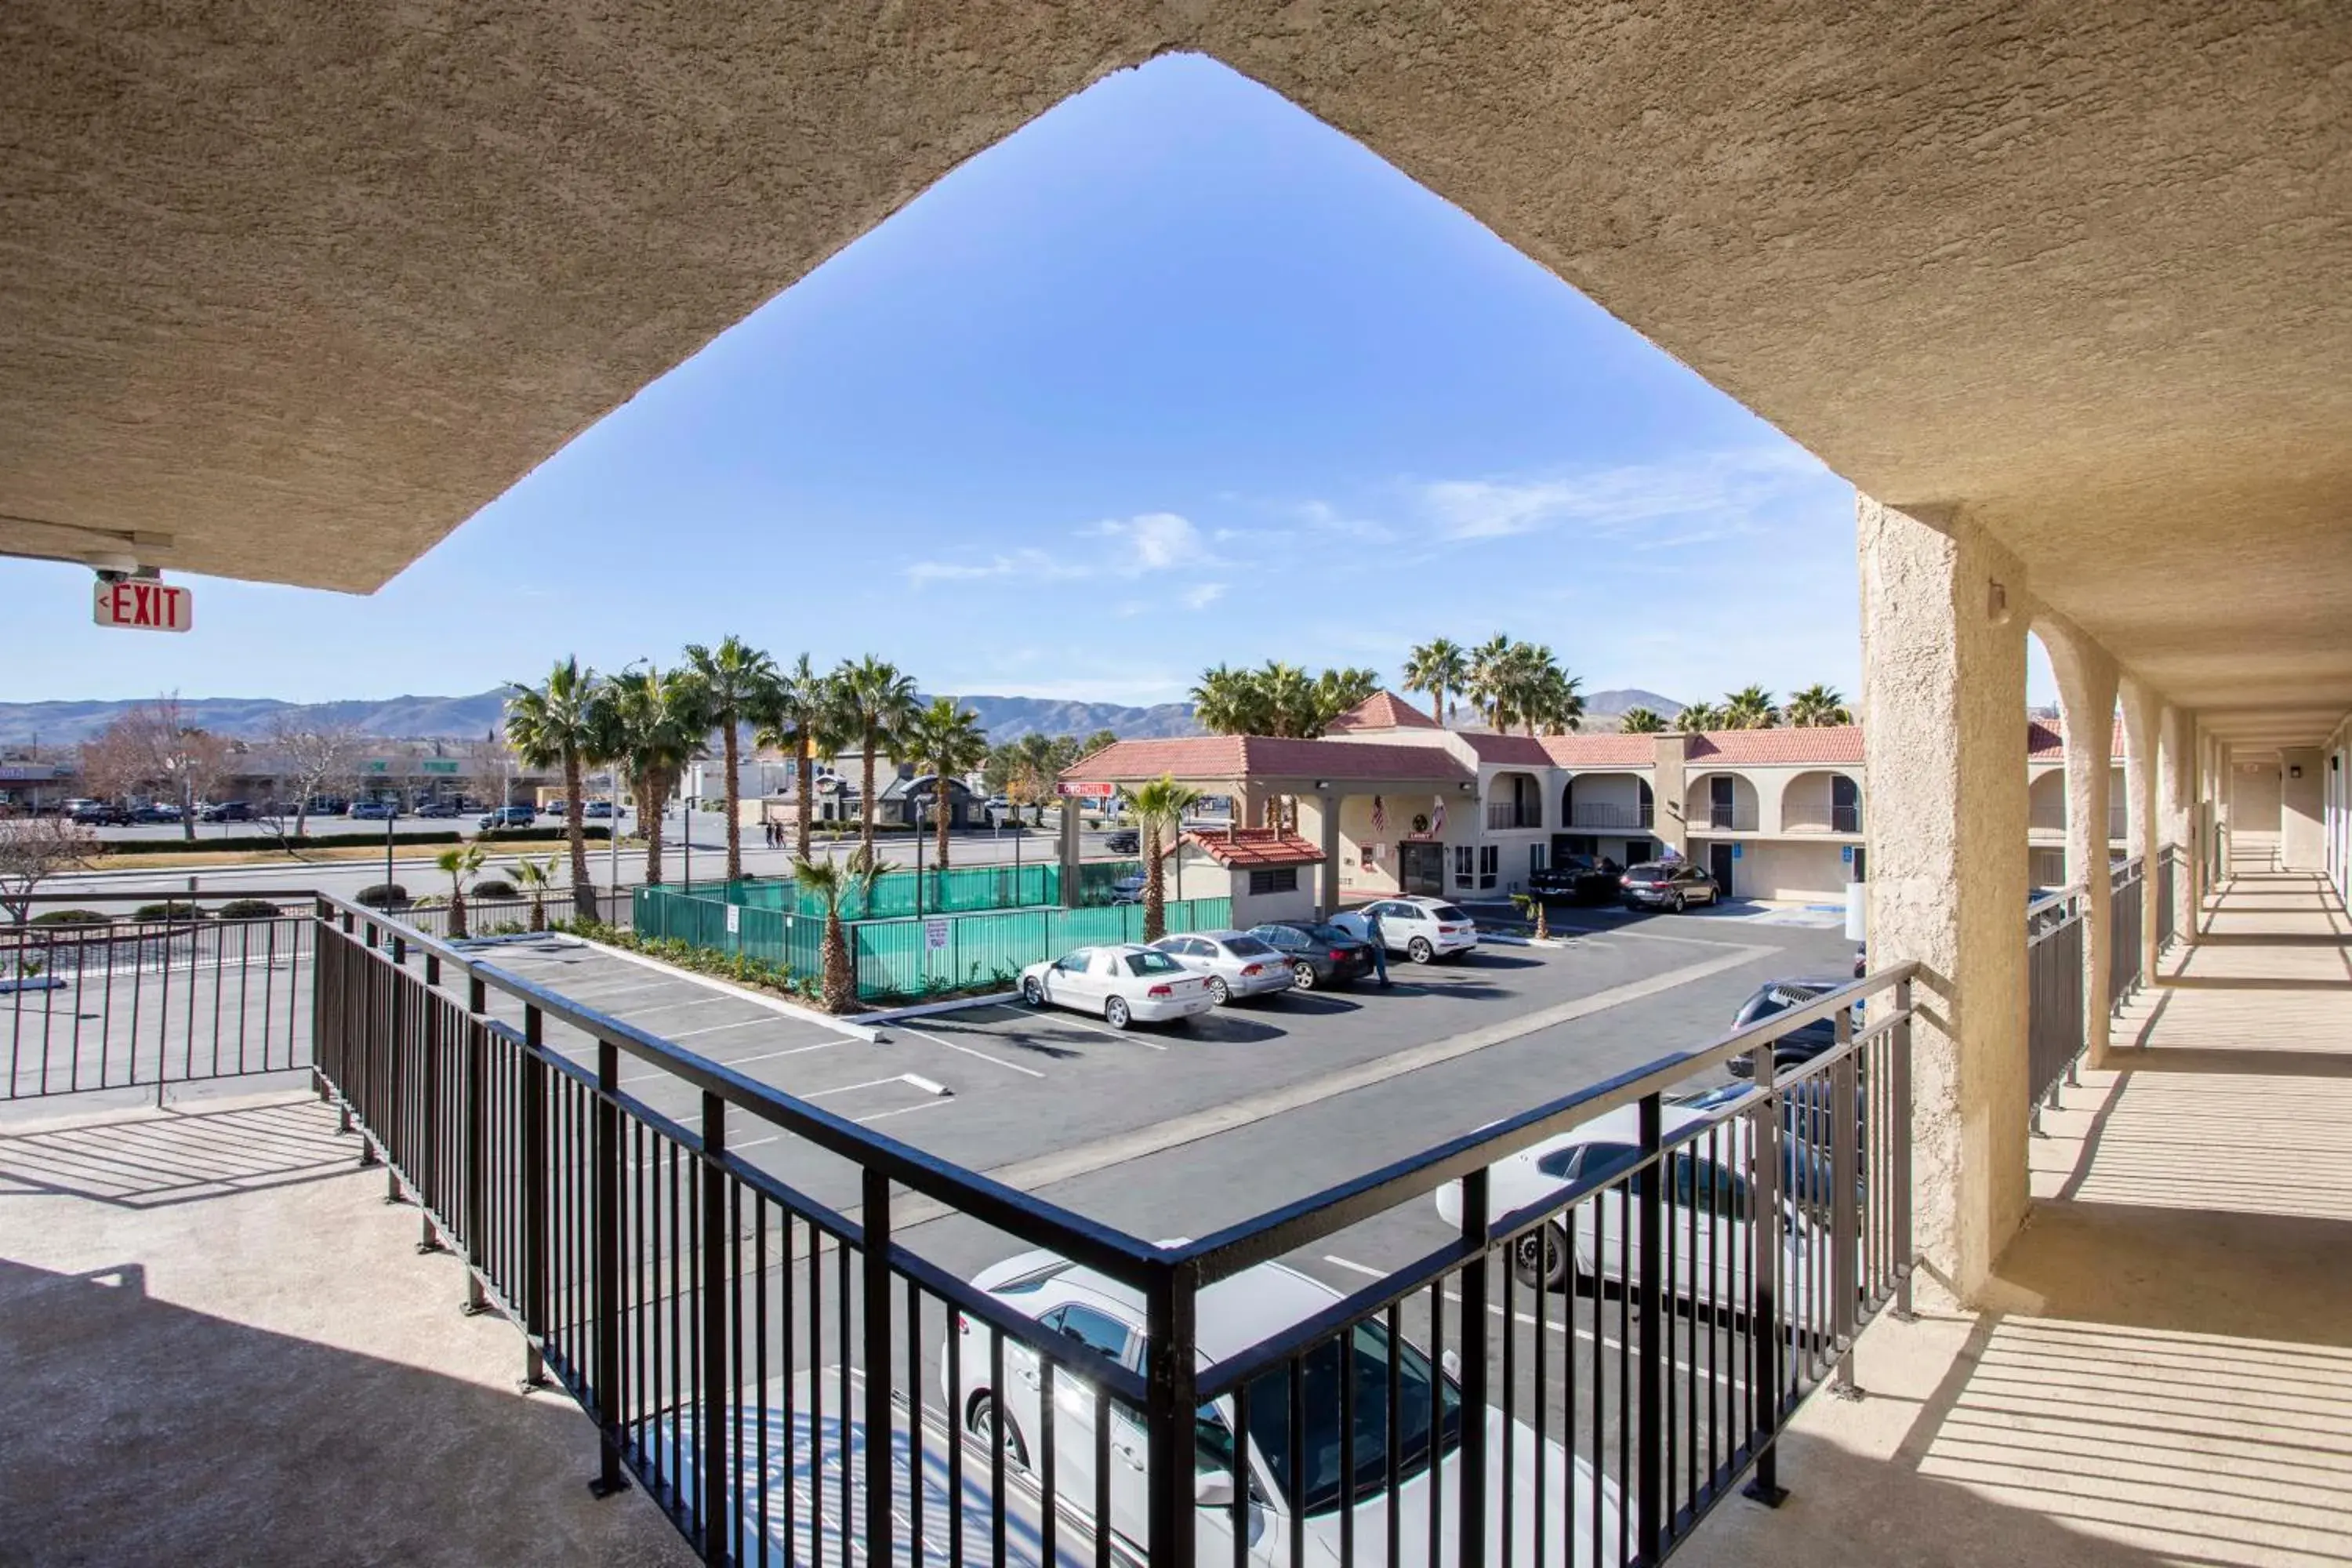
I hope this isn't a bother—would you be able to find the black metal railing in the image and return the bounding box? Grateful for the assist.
[2156,847,2180,950]
[308,891,1915,1568]
[2026,886,2085,1127]
[5,889,317,1102]
[1566,803,1654,831]
[1704,804,1757,833]
[2109,858,2144,1010]
[1486,800,1542,831]
[1830,805,1861,835]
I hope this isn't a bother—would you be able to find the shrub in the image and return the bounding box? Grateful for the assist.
[470,879,518,900]
[29,909,110,926]
[355,884,408,909]
[216,898,285,920]
[132,902,206,921]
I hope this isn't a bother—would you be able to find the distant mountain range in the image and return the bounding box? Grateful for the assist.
[0,686,1682,746]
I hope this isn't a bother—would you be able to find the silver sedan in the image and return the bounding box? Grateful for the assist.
[1148,930,1298,1004]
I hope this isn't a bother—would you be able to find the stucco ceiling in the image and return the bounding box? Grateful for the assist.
[6,3,2347,737]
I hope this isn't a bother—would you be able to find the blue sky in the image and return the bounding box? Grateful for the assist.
[11,55,2045,713]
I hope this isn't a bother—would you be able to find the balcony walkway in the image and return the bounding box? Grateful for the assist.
[1681,869,2352,1567]
[0,1085,695,1566]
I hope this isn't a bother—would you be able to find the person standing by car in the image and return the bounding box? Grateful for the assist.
[1363,906,1392,987]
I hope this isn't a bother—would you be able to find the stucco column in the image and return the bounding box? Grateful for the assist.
[1058,795,1082,909]
[1857,495,2030,1302]
[1316,793,1342,918]
[2119,677,2161,990]
[2040,613,2118,1065]
[1651,734,1689,858]
[2158,704,2191,944]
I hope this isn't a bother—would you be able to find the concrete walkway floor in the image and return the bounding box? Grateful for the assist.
[0,1087,695,1568]
[1678,871,2352,1568]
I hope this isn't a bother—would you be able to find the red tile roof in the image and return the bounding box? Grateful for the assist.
[1542,732,1658,767]
[1456,731,1556,766]
[1327,691,1439,731]
[2026,717,2126,759]
[1181,828,1326,868]
[1686,726,1865,765]
[1064,735,1473,786]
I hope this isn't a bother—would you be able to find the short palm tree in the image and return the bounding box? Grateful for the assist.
[512,853,557,931]
[1125,774,1204,942]
[1676,701,1724,731]
[833,656,919,863]
[434,844,486,939]
[1721,685,1780,730]
[503,657,606,921]
[1786,683,1854,727]
[1617,706,1667,734]
[792,849,891,1013]
[598,665,707,887]
[684,636,781,883]
[900,697,989,871]
[1403,637,1469,728]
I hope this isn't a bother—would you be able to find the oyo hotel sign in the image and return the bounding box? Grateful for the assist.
[1057,781,1116,800]
[93,578,193,633]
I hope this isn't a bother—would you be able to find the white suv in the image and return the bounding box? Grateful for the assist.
[1330,896,1479,963]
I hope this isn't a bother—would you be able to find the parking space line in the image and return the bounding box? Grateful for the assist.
[807,1075,911,1100]
[610,995,738,1019]
[669,1016,778,1040]
[1040,1014,1166,1051]
[854,1099,955,1126]
[724,1039,845,1069]
[890,1025,1047,1080]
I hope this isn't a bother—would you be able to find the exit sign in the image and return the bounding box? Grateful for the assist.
[93,579,193,633]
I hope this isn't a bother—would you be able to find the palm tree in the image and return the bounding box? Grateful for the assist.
[833,657,919,863]
[1617,706,1668,734]
[434,844,485,939]
[1189,664,1266,736]
[503,657,606,921]
[1526,661,1586,737]
[1403,637,1470,728]
[751,654,839,863]
[792,848,890,1013]
[512,853,557,931]
[684,637,780,883]
[1125,774,1204,942]
[1676,701,1724,731]
[600,665,707,887]
[1310,666,1383,729]
[1785,683,1853,727]
[1467,635,1518,729]
[1721,685,1780,730]
[901,697,989,870]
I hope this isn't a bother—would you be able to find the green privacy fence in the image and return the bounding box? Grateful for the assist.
[668,860,1144,920]
[631,885,1232,1003]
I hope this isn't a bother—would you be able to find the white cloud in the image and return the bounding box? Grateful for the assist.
[909,511,1215,586]
[1417,448,1830,545]
[905,547,1087,586]
[1181,582,1227,611]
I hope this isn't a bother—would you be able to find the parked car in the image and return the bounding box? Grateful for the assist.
[945,1247,1621,1566]
[1148,930,1297,1004]
[307,794,349,816]
[129,802,182,824]
[1018,944,1214,1030]
[1247,920,1379,990]
[478,804,535,830]
[1107,873,1147,906]
[583,800,616,819]
[1102,829,1140,854]
[1330,896,1479,963]
[1722,978,1854,1080]
[413,799,460,818]
[348,800,398,821]
[67,799,129,826]
[1618,860,1719,911]
[1435,1102,1825,1315]
[198,800,254,823]
[1526,855,1620,906]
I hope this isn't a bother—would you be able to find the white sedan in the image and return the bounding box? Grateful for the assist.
[946,1248,1622,1566]
[1435,1102,1825,1315]
[1330,897,1480,963]
[1018,944,1215,1029]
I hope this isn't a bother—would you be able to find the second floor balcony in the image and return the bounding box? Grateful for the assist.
[1563,800,1654,830]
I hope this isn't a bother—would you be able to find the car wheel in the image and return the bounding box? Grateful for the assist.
[1290,960,1318,989]
[1022,976,1044,1007]
[1407,937,1435,964]
[1207,977,1230,1005]
[968,1392,1031,1472]
[1104,996,1131,1030]
[1668,891,1686,913]
[1512,1221,1571,1292]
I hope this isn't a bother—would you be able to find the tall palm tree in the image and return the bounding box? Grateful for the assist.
[1617,706,1668,734]
[1403,637,1470,728]
[792,849,889,1013]
[1125,774,1204,942]
[1189,663,1265,736]
[750,654,840,863]
[1785,683,1853,727]
[833,656,918,862]
[600,665,707,887]
[1467,635,1518,729]
[684,637,780,883]
[503,657,606,921]
[434,843,485,939]
[900,697,989,870]
[1310,666,1383,729]
[1721,685,1781,730]
[1526,660,1586,737]
[1676,701,1725,731]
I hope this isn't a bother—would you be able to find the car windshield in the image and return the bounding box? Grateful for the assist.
[1123,951,1185,977]
[1625,863,1665,879]
[1220,936,1275,957]
[1428,905,1470,923]
[1304,924,1356,944]
[1241,1317,1463,1516]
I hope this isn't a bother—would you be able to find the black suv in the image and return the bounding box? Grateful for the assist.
[1722,978,1853,1079]
[1102,829,1141,854]
[1527,855,1620,906]
[1247,922,1378,990]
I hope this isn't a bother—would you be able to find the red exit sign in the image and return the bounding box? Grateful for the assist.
[93,579,194,633]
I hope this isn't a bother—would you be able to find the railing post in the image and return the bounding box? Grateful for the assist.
[590,1037,627,1496]
[463,975,489,1317]
[1744,1040,1788,1508]
[383,935,405,1197]
[862,1167,895,1566]
[1893,975,1916,1322]
[418,958,442,1253]
[1829,1007,1861,1397]
[1145,1257,1200,1568]
[1635,1093,1665,1562]
[520,1003,549,1388]
[700,1091,730,1555]
[1456,1167,1491,1565]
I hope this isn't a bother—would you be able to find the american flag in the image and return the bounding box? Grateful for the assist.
[1371,794,1386,832]
[1431,793,1446,834]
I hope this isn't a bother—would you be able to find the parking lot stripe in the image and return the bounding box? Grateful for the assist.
[807,1075,911,1100]
[723,1039,844,1069]
[890,1025,1047,1080]
[608,994,737,1018]
[854,1099,954,1126]
[667,1016,777,1040]
[1044,1014,1166,1051]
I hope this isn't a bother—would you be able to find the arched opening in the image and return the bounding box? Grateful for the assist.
[1486,771,1544,831]
[1561,773,1652,832]
[1685,771,1759,834]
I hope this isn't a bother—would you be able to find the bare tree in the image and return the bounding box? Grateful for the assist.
[262,716,363,843]
[77,695,233,840]
[0,815,96,922]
